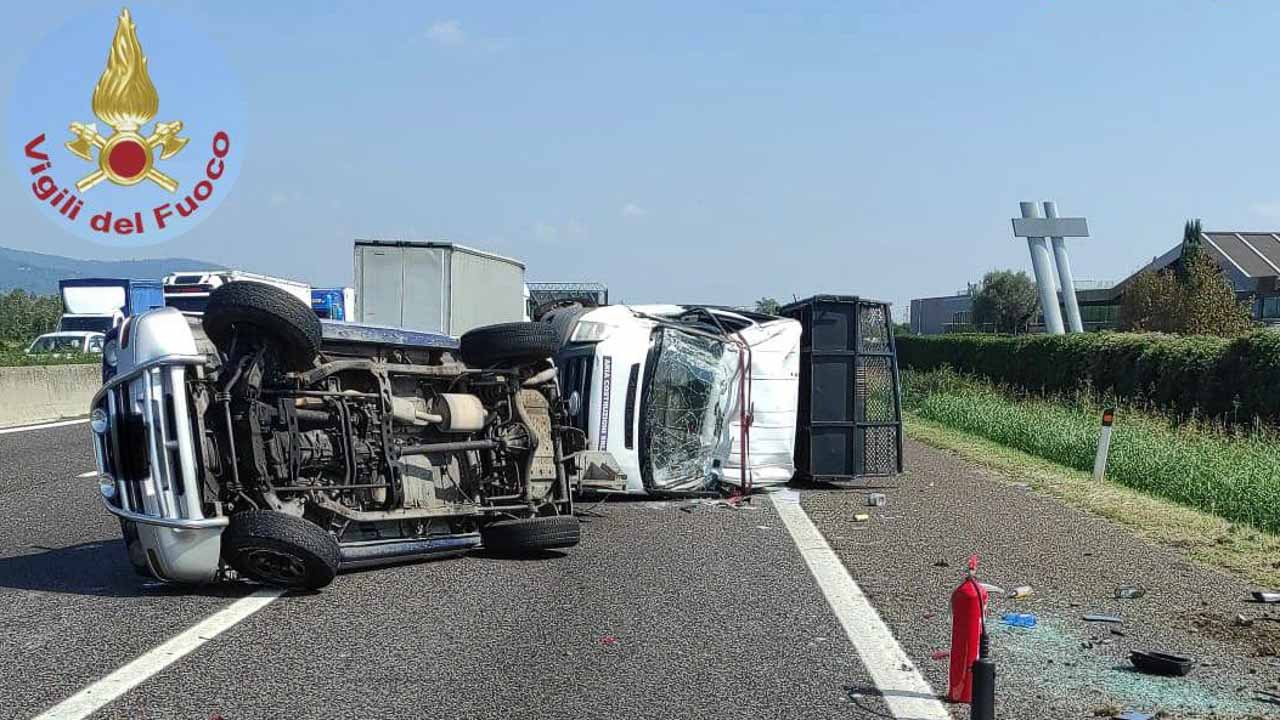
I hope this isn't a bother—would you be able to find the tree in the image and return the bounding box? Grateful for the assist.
[754,297,781,315]
[1180,218,1204,273]
[1119,224,1253,337]
[971,270,1039,334]
[1118,267,1182,333]
[1180,251,1253,337]
[0,290,62,345]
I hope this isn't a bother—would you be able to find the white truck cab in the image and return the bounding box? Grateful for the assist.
[163,270,311,316]
[553,304,801,495]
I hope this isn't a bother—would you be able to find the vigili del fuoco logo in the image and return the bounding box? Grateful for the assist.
[11,6,244,245]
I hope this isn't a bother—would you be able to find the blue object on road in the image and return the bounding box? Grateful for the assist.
[1000,613,1037,628]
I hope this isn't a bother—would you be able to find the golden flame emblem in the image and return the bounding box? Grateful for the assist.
[64,8,188,192]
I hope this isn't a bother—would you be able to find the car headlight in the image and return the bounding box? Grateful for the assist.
[97,474,116,500]
[570,321,612,343]
[103,341,119,368]
[90,408,110,434]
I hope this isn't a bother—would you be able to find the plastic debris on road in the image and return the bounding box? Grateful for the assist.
[677,497,758,513]
[866,492,887,507]
[1082,614,1123,624]
[1001,613,1037,628]
[1007,585,1034,600]
[1114,585,1146,599]
[1129,650,1193,677]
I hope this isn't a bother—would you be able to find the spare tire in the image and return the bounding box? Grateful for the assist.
[202,281,321,371]
[480,515,580,555]
[460,322,560,368]
[221,510,340,589]
[540,306,588,348]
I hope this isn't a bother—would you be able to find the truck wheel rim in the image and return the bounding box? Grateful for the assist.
[242,547,307,585]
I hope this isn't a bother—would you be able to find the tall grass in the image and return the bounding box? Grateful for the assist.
[903,368,1280,534]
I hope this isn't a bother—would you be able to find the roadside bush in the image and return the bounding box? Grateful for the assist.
[0,340,98,367]
[0,290,62,344]
[0,290,100,366]
[897,331,1280,425]
[902,368,1280,534]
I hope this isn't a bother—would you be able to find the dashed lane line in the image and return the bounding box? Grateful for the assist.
[30,588,285,720]
[0,418,88,435]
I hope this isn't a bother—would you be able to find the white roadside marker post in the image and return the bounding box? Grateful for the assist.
[1093,407,1116,481]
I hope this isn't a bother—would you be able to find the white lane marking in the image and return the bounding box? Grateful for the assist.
[771,495,951,720]
[77,470,99,478]
[0,418,88,435]
[32,588,284,720]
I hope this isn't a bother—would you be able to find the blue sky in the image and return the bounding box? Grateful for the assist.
[3,1,1279,318]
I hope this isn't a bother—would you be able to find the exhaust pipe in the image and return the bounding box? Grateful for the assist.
[338,534,481,569]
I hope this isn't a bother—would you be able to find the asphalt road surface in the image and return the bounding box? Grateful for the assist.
[2,422,1277,719]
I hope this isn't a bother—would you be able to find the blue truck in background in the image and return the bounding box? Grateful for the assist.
[311,287,357,321]
[58,278,165,333]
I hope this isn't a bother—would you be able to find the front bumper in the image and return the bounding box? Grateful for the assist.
[92,349,225,583]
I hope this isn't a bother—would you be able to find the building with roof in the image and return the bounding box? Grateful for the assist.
[908,230,1280,335]
[909,291,977,335]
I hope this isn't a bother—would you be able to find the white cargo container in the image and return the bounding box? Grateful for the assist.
[353,240,526,335]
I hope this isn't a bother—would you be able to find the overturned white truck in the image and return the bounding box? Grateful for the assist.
[547,304,802,495]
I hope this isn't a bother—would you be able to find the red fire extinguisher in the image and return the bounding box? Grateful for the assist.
[948,554,990,704]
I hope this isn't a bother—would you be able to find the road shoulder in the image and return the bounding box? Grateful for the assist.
[906,414,1280,589]
[800,437,1280,720]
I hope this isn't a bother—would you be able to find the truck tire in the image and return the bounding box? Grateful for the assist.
[202,282,321,372]
[460,322,560,368]
[221,511,340,589]
[540,306,589,347]
[480,515,580,555]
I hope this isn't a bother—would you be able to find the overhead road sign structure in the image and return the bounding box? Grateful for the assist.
[1010,217,1089,239]
[1011,201,1090,335]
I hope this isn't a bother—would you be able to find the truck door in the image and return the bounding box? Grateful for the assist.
[359,247,405,326]
[401,246,447,333]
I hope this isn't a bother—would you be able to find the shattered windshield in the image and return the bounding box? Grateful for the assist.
[641,327,739,492]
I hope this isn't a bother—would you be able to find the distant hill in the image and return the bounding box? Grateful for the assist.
[0,246,222,295]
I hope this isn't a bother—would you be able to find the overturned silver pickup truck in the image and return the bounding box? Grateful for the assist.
[91,282,603,589]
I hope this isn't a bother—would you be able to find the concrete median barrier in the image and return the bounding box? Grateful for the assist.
[0,365,100,429]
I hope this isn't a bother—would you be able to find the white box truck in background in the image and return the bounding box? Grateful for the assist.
[353,240,526,335]
[58,278,165,333]
[163,270,312,316]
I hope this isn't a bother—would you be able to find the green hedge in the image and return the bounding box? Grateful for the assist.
[897,332,1280,423]
[0,342,99,367]
[902,368,1280,534]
